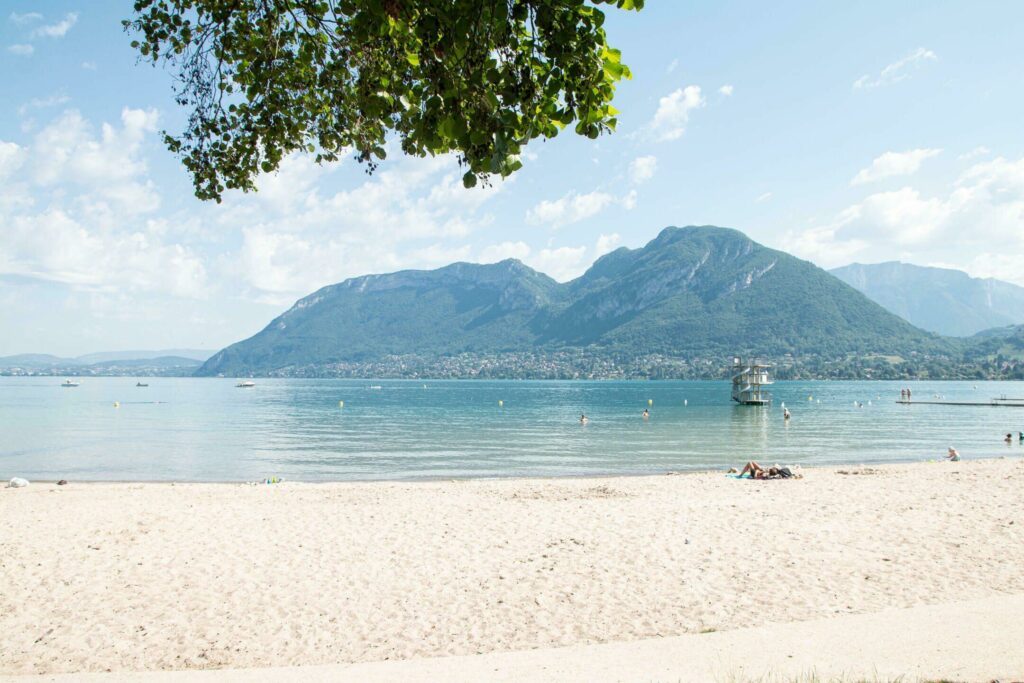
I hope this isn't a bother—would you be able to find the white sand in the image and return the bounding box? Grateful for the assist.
[9,594,1024,682]
[2,459,1023,677]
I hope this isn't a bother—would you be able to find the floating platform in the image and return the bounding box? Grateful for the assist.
[896,399,1024,408]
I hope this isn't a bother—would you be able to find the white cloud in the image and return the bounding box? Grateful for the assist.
[527,189,615,228]
[756,192,773,203]
[851,148,942,185]
[0,141,25,181]
[853,47,937,89]
[29,108,161,213]
[650,85,705,141]
[786,154,1024,282]
[9,11,43,25]
[479,241,531,264]
[81,61,97,71]
[1,209,208,298]
[31,12,78,38]
[6,44,33,56]
[17,92,70,116]
[595,233,622,258]
[718,84,734,96]
[0,109,210,298]
[218,153,507,298]
[666,59,679,74]
[628,155,657,185]
[959,146,990,161]
[527,246,589,282]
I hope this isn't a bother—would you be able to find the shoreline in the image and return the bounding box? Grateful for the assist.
[3,458,1023,676]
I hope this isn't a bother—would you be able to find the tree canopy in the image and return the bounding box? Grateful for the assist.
[124,0,643,202]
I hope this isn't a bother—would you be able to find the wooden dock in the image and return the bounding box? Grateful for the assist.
[896,399,1024,407]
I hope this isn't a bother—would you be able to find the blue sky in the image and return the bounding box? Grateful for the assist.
[2,1,1023,356]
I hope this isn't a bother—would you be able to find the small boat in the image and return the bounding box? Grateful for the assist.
[236,380,256,388]
[136,382,149,387]
[61,379,79,388]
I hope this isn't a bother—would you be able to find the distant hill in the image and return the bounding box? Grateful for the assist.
[74,349,214,363]
[0,354,69,367]
[0,349,214,369]
[86,356,204,369]
[198,226,946,377]
[965,324,1024,360]
[830,262,1024,337]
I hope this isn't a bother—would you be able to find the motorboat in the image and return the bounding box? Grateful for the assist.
[236,380,256,388]
[136,382,149,387]
[61,379,80,387]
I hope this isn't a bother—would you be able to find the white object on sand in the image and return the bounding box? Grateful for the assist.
[8,477,29,488]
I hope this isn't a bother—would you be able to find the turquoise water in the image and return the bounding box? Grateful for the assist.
[1,377,1023,481]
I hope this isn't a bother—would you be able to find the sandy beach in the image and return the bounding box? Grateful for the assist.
[2,459,1023,679]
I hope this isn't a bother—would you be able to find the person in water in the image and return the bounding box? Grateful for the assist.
[642,408,650,419]
[783,407,791,420]
[579,414,589,424]
[1005,433,1014,444]
[946,447,960,462]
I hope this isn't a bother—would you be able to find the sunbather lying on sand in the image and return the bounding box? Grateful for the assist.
[733,461,802,479]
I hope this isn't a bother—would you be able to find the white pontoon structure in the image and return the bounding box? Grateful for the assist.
[730,358,772,405]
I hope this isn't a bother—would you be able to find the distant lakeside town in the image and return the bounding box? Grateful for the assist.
[3,350,1022,381]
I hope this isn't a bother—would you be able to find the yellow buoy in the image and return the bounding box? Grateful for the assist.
[648,399,653,406]
[338,400,344,408]
[498,400,504,407]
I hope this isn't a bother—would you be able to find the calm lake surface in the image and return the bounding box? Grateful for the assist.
[1,378,1023,481]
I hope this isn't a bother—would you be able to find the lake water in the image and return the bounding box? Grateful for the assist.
[1,377,1023,481]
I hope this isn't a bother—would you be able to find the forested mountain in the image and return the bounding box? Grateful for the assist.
[197,226,947,377]
[831,262,1024,337]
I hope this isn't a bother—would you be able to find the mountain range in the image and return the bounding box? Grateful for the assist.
[0,349,213,369]
[830,262,1024,337]
[197,226,948,377]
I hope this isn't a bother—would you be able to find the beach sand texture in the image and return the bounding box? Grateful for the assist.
[2,459,1023,675]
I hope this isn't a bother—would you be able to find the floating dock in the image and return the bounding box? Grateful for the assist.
[896,399,1024,407]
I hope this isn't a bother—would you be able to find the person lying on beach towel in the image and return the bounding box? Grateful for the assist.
[734,461,801,479]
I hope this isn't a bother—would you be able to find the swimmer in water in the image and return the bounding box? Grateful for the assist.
[1005,433,1014,444]
[580,414,589,425]
[783,407,791,420]
[642,408,650,419]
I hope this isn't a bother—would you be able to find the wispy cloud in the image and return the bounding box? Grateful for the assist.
[6,43,34,56]
[628,155,657,185]
[31,12,78,38]
[853,47,937,89]
[649,85,705,141]
[756,192,773,203]
[9,11,43,25]
[851,148,942,185]
[959,146,990,161]
[666,58,679,74]
[18,92,71,116]
[527,190,615,228]
[718,84,734,96]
